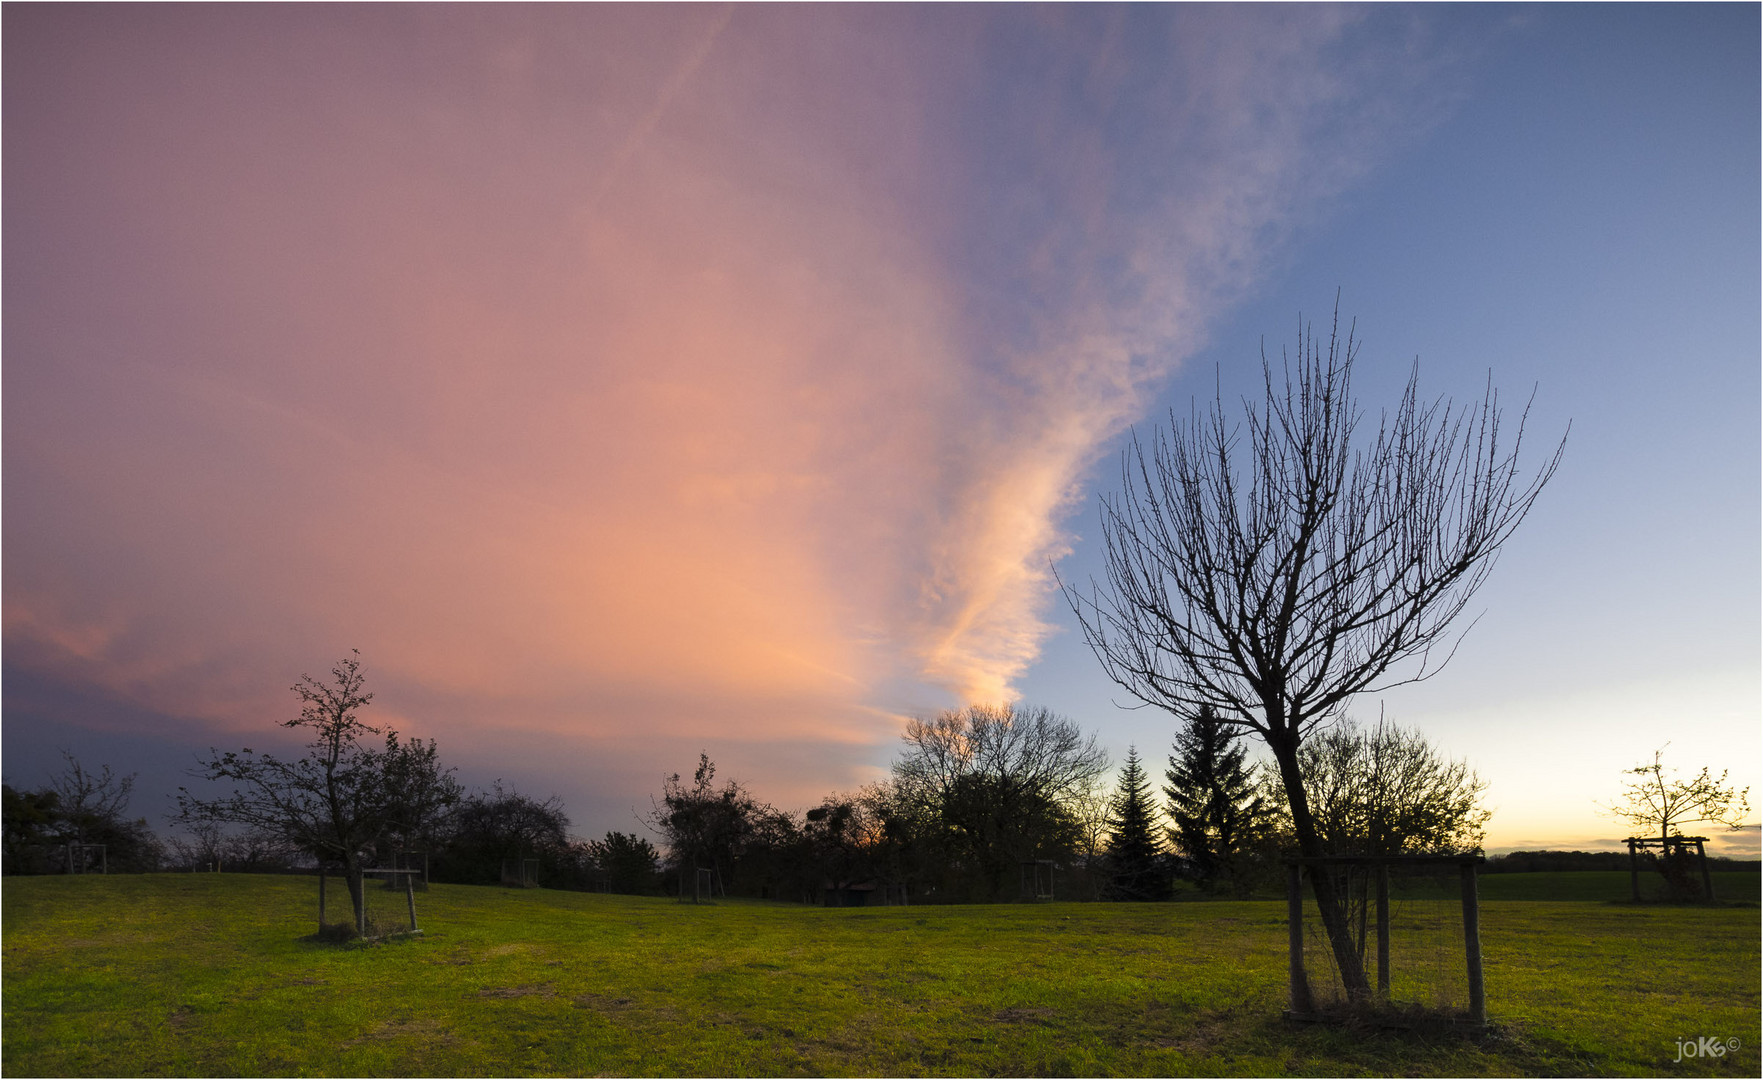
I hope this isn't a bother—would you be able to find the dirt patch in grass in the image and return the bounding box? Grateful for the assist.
[994,1006,1057,1025]
[477,983,554,999]
[340,1016,458,1049]
[572,992,636,1009]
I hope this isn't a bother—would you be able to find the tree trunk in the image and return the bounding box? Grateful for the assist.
[342,854,366,934]
[1269,734,1372,999]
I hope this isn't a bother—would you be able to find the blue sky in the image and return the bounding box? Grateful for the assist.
[5,5,1757,854]
[1021,4,1761,853]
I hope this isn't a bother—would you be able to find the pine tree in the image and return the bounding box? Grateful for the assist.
[1165,705,1267,892]
[1104,747,1168,901]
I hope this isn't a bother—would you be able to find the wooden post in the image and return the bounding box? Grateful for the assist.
[405,872,419,932]
[1460,861,1485,1023]
[1627,838,1640,901]
[1286,862,1312,1015]
[318,870,327,930]
[1695,839,1714,901]
[1375,863,1390,999]
[355,870,367,938]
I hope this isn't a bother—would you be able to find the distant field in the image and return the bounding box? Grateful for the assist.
[1478,870,1760,903]
[3,874,1757,1077]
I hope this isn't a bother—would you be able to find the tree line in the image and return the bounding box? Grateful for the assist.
[4,647,1493,925]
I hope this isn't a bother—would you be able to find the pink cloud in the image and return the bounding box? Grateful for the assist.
[5,6,1452,817]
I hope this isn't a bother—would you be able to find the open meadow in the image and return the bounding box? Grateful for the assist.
[3,873,1757,1077]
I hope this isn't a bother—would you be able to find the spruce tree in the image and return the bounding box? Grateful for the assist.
[1104,747,1168,900]
[1165,704,1266,892]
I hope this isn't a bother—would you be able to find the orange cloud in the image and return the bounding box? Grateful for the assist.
[5,6,1453,813]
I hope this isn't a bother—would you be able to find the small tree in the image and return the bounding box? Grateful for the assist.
[1165,705,1269,893]
[1604,746,1752,844]
[1271,717,1490,857]
[1103,747,1169,901]
[588,831,662,894]
[175,651,459,930]
[652,754,764,900]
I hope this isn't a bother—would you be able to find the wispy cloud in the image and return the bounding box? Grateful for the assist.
[4,6,1460,812]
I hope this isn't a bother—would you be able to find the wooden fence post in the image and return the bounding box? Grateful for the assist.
[1286,861,1312,1015]
[318,870,326,931]
[405,872,419,932]
[1461,861,1485,1023]
[1375,863,1390,999]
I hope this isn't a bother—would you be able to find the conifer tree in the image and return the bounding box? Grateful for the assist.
[1104,747,1168,900]
[1165,704,1267,891]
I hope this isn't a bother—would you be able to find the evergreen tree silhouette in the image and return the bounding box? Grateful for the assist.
[1165,704,1267,892]
[1104,747,1168,900]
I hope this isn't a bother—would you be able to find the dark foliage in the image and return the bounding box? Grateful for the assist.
[432,783,585,888]
[587,831,662,894]
[1165,705,1269,893]
[3,752,163,874]
[652,753,773,900]
[1103,748,1168,901]
[890,704,1107,902]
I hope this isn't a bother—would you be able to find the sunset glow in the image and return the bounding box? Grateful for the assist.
[6,5,1757,852]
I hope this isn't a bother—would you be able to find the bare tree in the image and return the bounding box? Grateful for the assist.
[1064,306,1563,997]
[48,750,136,851]
[1603,745,1753,844]
[175,651,459,930]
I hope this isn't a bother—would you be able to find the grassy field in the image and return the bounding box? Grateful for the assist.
[1478,871,1760,903]
[3,873,1757,1077]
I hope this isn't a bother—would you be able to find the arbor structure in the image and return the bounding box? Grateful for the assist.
[1064,308,1563,998]
[175,652,460,931]
[1604,746,1752,900]
[1104,747,1168,901]
[1166,704,1268,892]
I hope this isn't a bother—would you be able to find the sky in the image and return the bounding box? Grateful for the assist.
[5,4,1758,857]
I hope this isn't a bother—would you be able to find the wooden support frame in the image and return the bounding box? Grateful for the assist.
[318,867,423,939]
[1284,854,1486,1026]
[1624,835,1715,902]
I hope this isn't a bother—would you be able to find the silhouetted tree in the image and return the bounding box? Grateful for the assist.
[652,753,765,900]
[1604,745,1753,844]
[588,831,662,894]
[0,752,163,873]
[1103,747,1168,901]
[1260,717,1488,856]
[892,703,1108,901]
[2,784,60,874]
[175,651,459,929]
[1166,704,1269,892]
[1064,306,1564,998]
[434,782,573,886]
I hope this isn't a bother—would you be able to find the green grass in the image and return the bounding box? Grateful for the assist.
[3,873,1757,1076]
[1478,871,1760,903]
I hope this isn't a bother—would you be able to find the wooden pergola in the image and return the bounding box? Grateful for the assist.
[1623,835,1715,901]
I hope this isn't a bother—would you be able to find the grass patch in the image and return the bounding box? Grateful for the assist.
[2,873,1757,1076]
[1478,871,1759,903]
